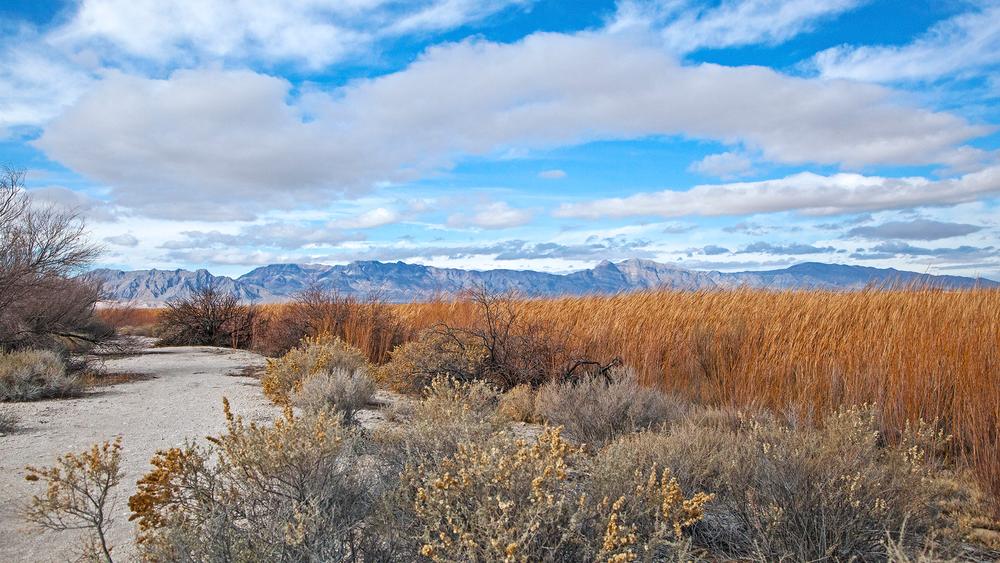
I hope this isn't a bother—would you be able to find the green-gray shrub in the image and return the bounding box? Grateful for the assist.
[0,349,80,401]
[292,366,376,422]
[534,367,689,447]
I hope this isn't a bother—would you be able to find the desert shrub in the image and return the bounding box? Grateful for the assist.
[375,376,501,470]
[156,284,263,349]
[291,366,375,421]
[498,383,537,423]
[593,406,966,561]
[24,437,124,562]
[376,328,487,394]
[261,335,368,404]
[0,405,18,433]
[534,367,688,447]
[0,349,81,401]
[256,286,406,360]
[399,427,711,562]
[129,401,376,561]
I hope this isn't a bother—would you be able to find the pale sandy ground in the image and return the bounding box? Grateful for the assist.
[0,346,281,562]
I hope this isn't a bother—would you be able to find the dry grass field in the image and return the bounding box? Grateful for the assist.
[98,288,1000,510]
[395,288,1000,510]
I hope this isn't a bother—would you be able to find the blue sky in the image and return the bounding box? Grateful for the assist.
[2,0,1000,279]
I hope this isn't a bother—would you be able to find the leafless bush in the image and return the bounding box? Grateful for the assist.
[534,366,689,447]
[292,366,376,422]
[156,283,263,348]
[0,167,108,353]
[129,402,376,561]
[0,349,82,401]
[593,406,967,561]
[256,286,406,359]
[23,437,124,562]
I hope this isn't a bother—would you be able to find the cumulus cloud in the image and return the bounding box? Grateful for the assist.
[847,219,983,241]
[851,241,997,261]
[688,151,754,178]
[309,236,655,263]
[812,4,1000,82]
[50,0,529,69]
[538,169,567,179]
[27,186,118,222]
[447,201,534,229]
[161,222,365,250]
[556,165,1000,219]
[611,0,864,53]
[738,241,835,255]
[0,29,95,132]
[36,33,989,220]
[698,245,731,255]
[104,233,139,247]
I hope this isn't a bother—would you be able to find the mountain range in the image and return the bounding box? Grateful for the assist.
[88,259,999,306]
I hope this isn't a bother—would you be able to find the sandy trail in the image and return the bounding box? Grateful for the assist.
[0,346,281,562]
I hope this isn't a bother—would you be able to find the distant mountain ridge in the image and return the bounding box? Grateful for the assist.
[89,259,999,306]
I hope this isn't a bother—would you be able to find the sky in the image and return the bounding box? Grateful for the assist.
[2,0,1000,279]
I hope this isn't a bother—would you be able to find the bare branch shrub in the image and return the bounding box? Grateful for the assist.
[0,348,82,401]
[156,283,263,348]
[23,437,124,562]
[534,367,689,447]
[0,166,107,353]
[256,285,406,360]
[129,401,375,561]
[291,366,375,422]
[261,335,368,404]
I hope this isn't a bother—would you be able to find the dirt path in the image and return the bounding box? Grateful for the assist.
[0,346,281,562]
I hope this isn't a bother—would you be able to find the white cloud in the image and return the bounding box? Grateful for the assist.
[0,29,95,133]
[36,34,989,220]
[50,0,529,69]
[338,207,401,229]
[104,233,139,247]
[555,165,1000,219]
[538,169,567,179]
[688,151,753,178]
[812,4,1000,82]
[611,0,864,53]
[447,201,534,229]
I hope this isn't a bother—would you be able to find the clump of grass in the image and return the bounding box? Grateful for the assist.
[534,367,688,447]
[0,405,19,433]
[261,335,368,404]
[0,349,80,401]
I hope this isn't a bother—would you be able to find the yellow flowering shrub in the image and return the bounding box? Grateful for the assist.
[261,334,368,404]
[407,427,710,562]
[375,329,487,394]
[129,399,372,561]
[24,437,124,562]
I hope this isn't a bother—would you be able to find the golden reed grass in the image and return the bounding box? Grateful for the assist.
[100,288,1000,508]
[395,288,1000,509]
